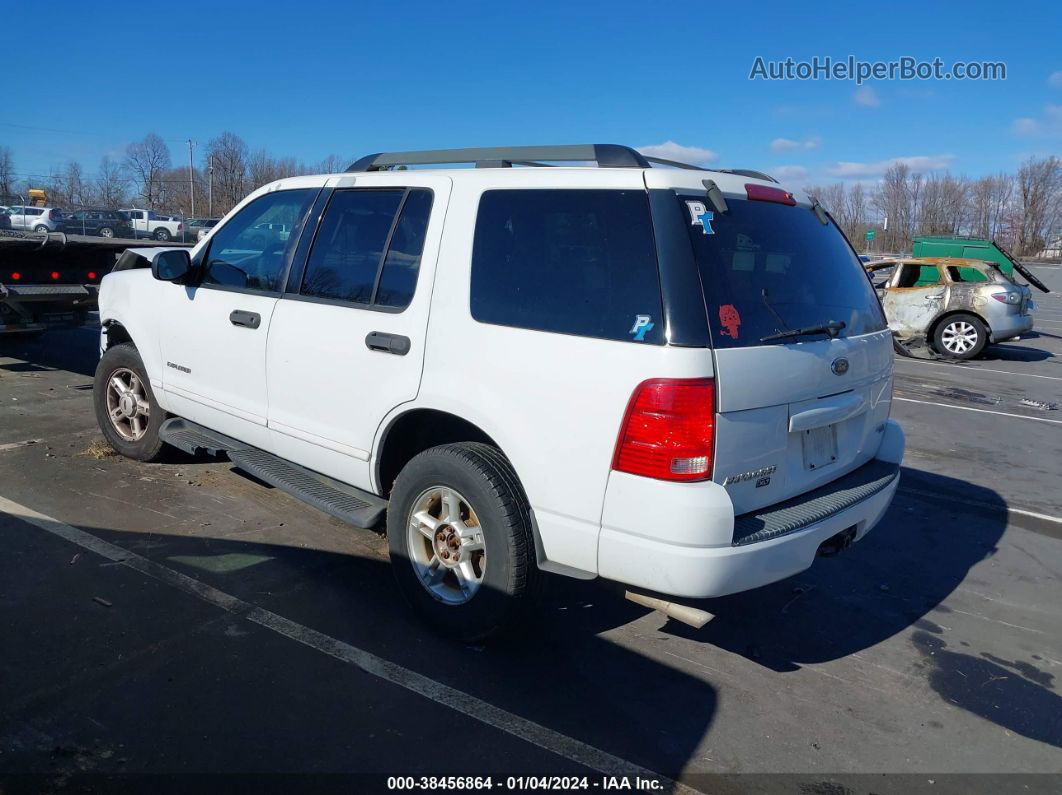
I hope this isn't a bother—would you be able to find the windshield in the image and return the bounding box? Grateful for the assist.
[680,194,886,348]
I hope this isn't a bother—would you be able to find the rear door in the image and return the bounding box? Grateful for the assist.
[675,190,893,514]
[264,176,450,491]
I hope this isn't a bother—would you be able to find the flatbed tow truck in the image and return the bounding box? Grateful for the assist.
[0,230,190,335]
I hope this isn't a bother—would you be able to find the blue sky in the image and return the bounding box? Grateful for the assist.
[2,0,1060,187]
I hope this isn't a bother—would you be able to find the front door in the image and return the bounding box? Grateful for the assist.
[158,187,319,448]
[265,176,450,491]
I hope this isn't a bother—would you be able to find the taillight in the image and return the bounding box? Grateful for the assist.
[746,183,796,206]
[990,291,1021,304]
[10,272,20,281]
[177,223,183,230]
[50,271,60,280]
[88,271,97,281]
[612,378,715,482]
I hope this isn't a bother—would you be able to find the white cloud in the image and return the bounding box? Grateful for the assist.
[827,154,955,179]
[853,86,881,108]
[1011,104,1062,136]
[1049,71,1062,88]
[637,141,718,165]
[770,136,821,153]
[772,165,810,183]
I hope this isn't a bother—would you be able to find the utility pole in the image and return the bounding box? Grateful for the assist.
[187,139,195,218]
[208,154,214,218]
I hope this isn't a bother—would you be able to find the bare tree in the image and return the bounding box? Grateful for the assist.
[48,161,89,209]
[1016,156,1062,255]
[95,156,128,208]
[125,133,172,209]
[311,153,347,174]
[0,146,14,203]
[206,132,248,214]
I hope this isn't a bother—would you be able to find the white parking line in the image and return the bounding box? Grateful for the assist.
[0,494,698,794]
[899,487,1061,525]
[0,439,43,452]
[893,359,1062,381]
[893,396,1062,425]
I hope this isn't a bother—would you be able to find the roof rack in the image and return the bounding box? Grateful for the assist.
[344,144,778,183]
[346,144,650,172]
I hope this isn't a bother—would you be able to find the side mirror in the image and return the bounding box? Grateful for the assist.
[151,249,192,282]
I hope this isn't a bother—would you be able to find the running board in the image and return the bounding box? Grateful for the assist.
[159,417,388,529]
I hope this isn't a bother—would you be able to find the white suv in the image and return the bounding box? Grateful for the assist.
[6,205,63,233]
[93,145,904,640]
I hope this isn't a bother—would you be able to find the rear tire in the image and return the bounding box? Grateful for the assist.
[387,442,542,642]
[99,226,114,238]
[933,313,987,360]
[93,343,167,461]
[154,228,171,241]
[33,224,48,233]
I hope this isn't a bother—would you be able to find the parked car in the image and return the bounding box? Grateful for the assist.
[187,217,220,240]
[93,144,904,640]
[61,209,135,239]
[869,257,1035,359]
[5,206,63,233]
[0,208,10,231]
[121,209,184,241]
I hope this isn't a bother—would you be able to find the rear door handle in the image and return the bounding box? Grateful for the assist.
[365,331,411,356]
[229,310,261,329]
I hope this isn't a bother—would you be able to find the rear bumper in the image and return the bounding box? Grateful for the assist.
[989,313,1033,341]
[597,420,904,599]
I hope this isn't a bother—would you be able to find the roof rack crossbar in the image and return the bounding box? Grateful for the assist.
[346,144,651,172]
[642,156,701,170]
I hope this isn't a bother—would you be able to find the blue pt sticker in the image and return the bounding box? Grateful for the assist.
[630,315,654,341]
[685,200,715,235]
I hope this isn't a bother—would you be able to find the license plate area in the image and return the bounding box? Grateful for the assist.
[801,424,838,471]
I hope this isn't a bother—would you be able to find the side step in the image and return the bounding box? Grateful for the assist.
[159,417,388,529]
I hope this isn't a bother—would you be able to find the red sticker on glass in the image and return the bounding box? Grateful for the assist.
[719,304,741,339]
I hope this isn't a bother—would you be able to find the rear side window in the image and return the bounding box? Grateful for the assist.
[471,190,663,344]
[300,188,433,310]
[681,195,886,348]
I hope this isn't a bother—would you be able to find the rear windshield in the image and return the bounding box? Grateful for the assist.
[680,194,886,348]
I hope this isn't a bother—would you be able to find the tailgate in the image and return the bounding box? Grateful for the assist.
[669,189,894,514]
[713,331,893,514]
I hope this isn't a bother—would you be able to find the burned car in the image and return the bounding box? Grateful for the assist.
[868,257,1042,359]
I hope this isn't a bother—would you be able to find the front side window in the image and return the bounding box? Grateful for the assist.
[470,189,663,343]
[300,188,433,310]
[202,189,315,292]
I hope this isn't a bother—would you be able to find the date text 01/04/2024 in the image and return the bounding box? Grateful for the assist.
[386,775,666,790]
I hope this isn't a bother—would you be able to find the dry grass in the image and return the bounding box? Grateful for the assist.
[81,438,118,460]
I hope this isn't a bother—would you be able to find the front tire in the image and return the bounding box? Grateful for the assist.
[387,443,542,642]
[93,343,167,461]
[933,313,987,360]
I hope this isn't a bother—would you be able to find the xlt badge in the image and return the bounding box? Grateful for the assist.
[166,361,191,374]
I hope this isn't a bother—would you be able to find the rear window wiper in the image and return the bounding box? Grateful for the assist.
[761,320,846,343]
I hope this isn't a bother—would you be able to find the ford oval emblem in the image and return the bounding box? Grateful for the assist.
[831,357,850,375]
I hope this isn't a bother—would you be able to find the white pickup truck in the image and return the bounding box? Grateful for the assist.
[121,209,184,241]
